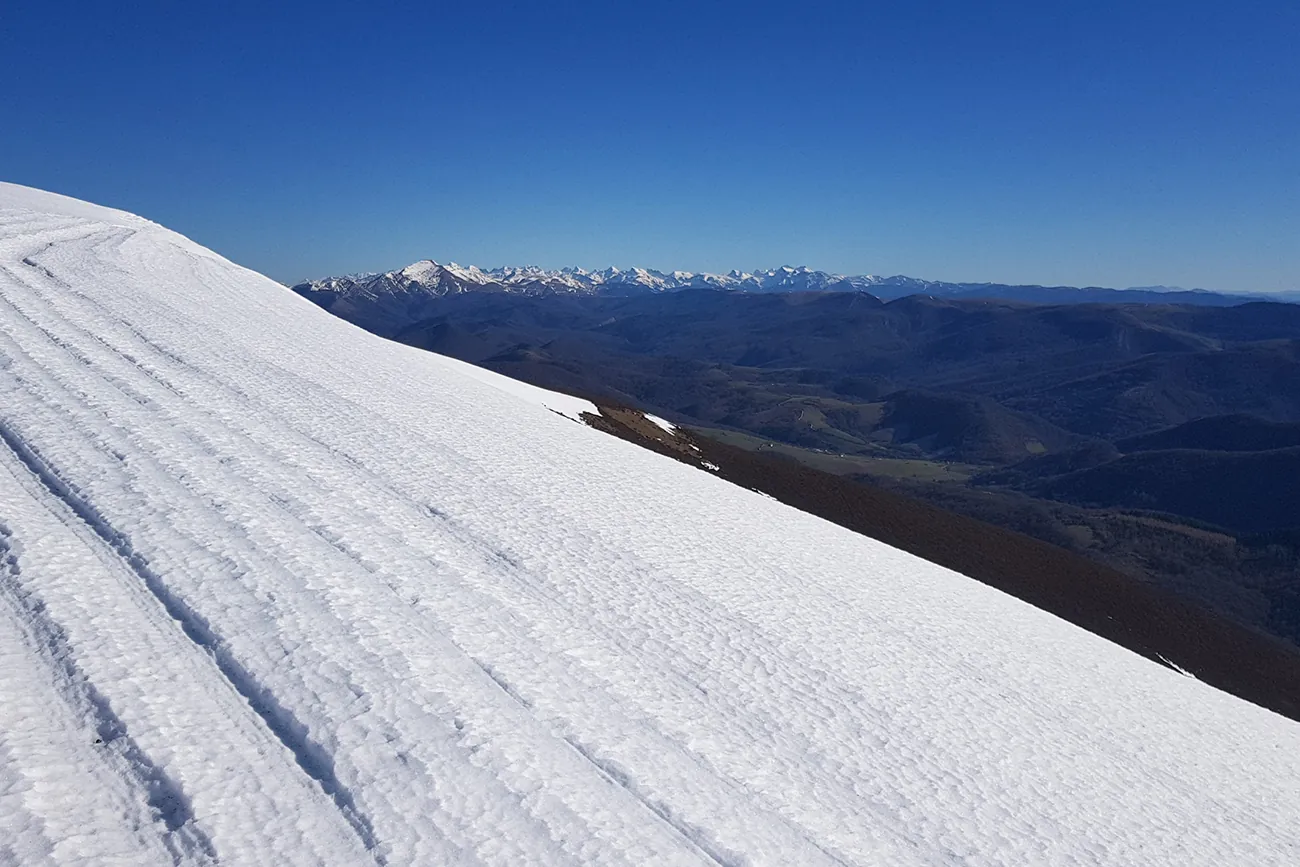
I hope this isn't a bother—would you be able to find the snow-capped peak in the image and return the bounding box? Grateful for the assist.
[399,259,442,282]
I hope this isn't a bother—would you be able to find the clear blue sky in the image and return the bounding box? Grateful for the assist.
[3,1,1297,291]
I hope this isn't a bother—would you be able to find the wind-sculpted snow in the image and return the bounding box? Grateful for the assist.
[0,182,1297,866]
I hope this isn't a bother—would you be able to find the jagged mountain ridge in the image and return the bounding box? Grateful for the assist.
[298,260,920,299]
[294,259,1286,320]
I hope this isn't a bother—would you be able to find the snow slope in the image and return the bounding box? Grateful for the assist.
[0,181,1297,866]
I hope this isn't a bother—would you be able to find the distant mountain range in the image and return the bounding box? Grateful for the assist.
[294,259,1295,313]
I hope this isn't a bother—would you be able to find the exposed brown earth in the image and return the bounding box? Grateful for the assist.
[581,406,699,460]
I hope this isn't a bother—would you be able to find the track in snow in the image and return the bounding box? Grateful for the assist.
[0,416,381,859]
[1,182,1299,865]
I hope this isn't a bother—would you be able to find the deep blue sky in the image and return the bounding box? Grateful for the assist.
[2,1,1297,291]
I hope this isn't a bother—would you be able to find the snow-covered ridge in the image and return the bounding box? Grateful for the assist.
[295,261,1293,308]
[294,259,933,301]
[2,180,1299,865]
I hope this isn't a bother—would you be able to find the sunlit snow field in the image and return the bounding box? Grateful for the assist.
[0,182,1297,865]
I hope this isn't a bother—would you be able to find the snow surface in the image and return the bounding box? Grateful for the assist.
[644,414,677,434]
[0,181,1298,865]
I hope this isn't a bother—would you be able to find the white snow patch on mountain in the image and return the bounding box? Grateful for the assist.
[644,414,676,434]
[1,181,1299,865]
